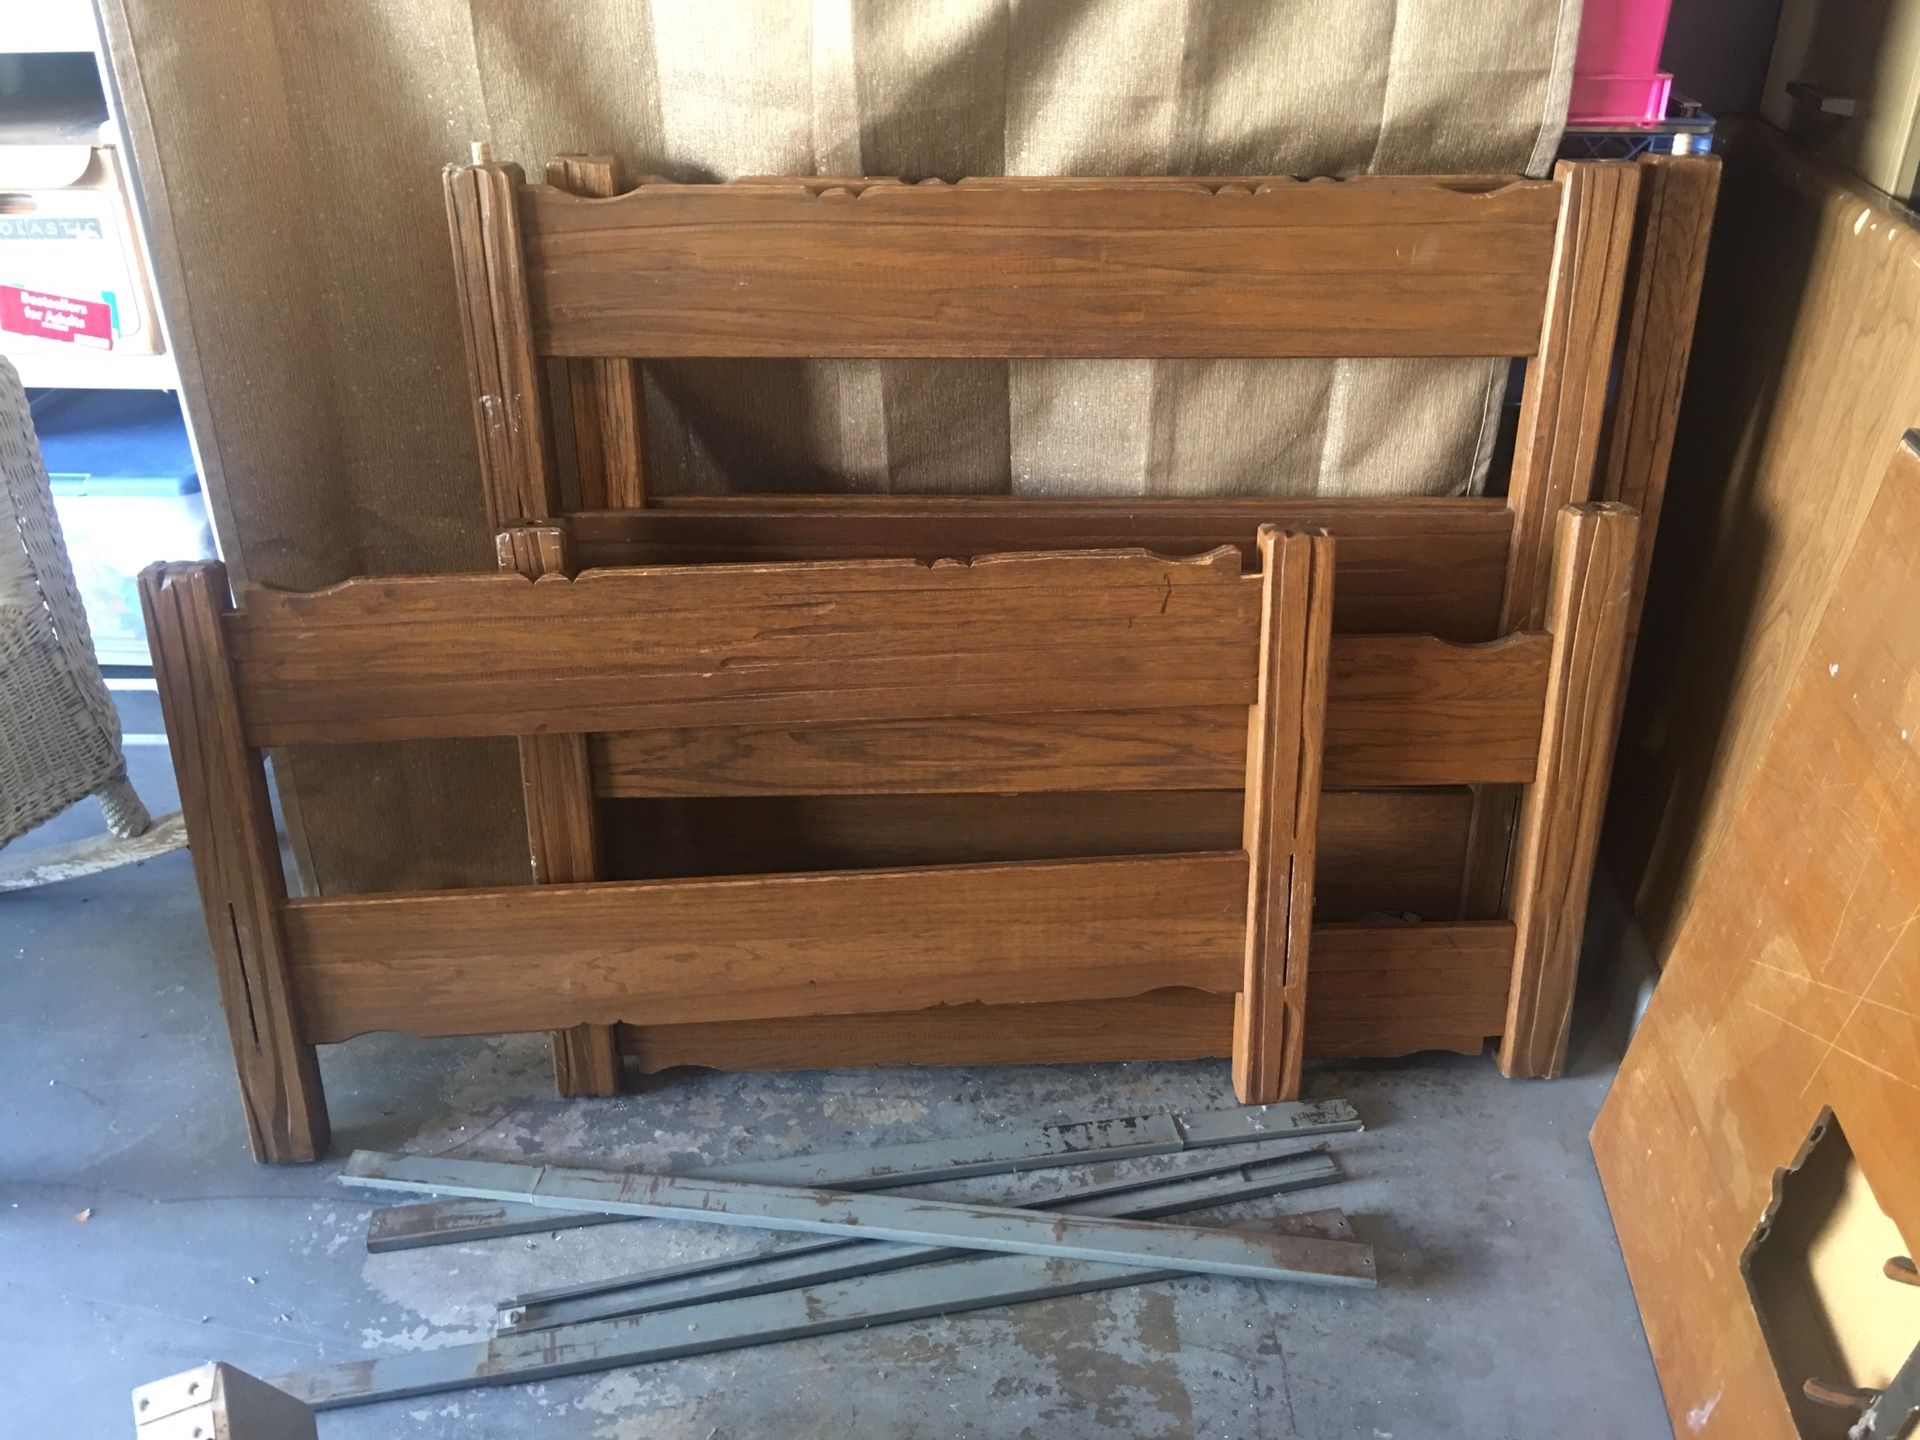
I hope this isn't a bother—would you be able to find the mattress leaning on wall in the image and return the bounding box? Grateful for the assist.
[98,0,1583,893]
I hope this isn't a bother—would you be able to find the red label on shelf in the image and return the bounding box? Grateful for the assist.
[0,285,113,348]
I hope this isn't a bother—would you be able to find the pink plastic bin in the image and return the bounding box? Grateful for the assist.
[1570,0,1675,125]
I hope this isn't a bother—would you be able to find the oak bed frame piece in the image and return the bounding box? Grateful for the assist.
[144,494,1632,1163]
[434,152,1707,1101]
[143,531,1340,1163]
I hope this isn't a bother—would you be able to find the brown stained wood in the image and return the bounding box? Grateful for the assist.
[1302,921,1515,1058]
[443,162,559,527]
[1326,634,1549,787]
[1464,160,1639,928]
[598,788,1474,924]
[592,710,1249,797]
[1596,155,1721,652]
[281,853,1250,1042]
[1607,127,1920,955]
[567,497,1514,641]
[516,175,1562,359]
[587,631,1548,797]
[1593,435,1920,1440]
[1233,529,1333,1104]
[546,156,647,510]
[1502,161,1640,633]
[138,563,328,1164]
[1499,503,1639,1078]
[617,921,1515,1073]
[497,527,620,1098]
[225,549,1260,744]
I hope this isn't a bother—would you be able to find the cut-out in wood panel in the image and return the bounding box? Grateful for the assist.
[1593,435,1920,1439]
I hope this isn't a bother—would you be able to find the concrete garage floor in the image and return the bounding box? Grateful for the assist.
[2,693,1671,1438]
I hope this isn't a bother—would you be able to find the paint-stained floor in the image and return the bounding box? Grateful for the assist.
[2,694,1671,1437]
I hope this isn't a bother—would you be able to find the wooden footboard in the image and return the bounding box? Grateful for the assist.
[143,530,1344,1160]
[145,498,1638,1160]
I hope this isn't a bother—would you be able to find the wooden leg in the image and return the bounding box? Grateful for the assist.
[1598,153,1721,654]
[498,527,623,1097]
[1499,503,1639,1078]
[546,156,648,510]
[139,563,328,1163]
[1233,527,1335,1104]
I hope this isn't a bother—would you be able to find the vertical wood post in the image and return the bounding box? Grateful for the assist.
[1499,502,1640,1078]
[444,155,559,527]
[1597,153,1721,655]
[497,526,623,1097]
[139,562,328,1163]
[1460,159,1642,922]
[1232,527,1334,1104]
[547,155,649,510]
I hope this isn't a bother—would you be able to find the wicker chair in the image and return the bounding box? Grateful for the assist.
[0,356,151,848]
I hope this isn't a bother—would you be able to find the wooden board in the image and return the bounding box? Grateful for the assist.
[1595,154,1722,651]
[1499,503,1639,1078]
[1501,161,1639,633]
[226,548,1259,743]
[514,175,1562,360]
[568,496,1516,642]
[1593,433,1920,1438]
[281,852,1249,1041]
[1234,527,1334,1102]
[497,526,621,1096]
[618,920,1516,1073]
[595,788,1476,923]
[1608,125,1920,955]
[588,632,1550,796]
[139,563,329,1164]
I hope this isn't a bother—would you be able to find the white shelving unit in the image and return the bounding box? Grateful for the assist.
[1,0,180,393]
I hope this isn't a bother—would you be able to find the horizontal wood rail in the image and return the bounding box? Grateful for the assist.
[567,496,1515,642]
[512,175,1562,359]
[616,920,1517,1074]
[589,632,1550,795]
[282,853,1250,1042]
[597,788,1477,923]
[227,548,1260,744]
[219,533,1548,783]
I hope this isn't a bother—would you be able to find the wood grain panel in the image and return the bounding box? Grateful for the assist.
[1234,528,1334,1103]
[139,563,329,1164]
[1502,160,1640,632]
[568,496,1514,642]
[546,155,648,511]
[1593,434,1920,1440]
[592,709,1250,796]
[586,632,1549,796]
[1303,921,1515,1058]
[513,175,1562,360]
[1608,126,1920,955]
[226,548,1259,744]
[596,788,1473,923]
[283,853,1249,1042]
[616,920,1514,1073]
[1500,504,1639,1078]
[496,525,621,1097]
[1463,159,1639,930]
[1325,634,1549,787]
[1595,154,1721,651]
[443,159,558,526]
